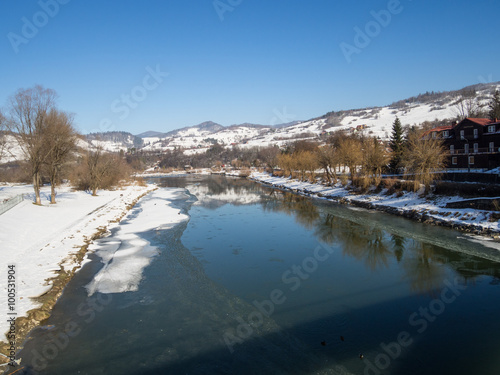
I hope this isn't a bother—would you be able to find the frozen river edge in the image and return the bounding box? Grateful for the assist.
[250,172,500,238]
[0,183,157,367]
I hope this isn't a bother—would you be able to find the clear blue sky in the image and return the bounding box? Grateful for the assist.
[1,0,499,135]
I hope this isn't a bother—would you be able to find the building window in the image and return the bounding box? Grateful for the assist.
[488,125,495,133]
[490,142,495,152]
[452,157,457,165]
[464,144,469,154]
[443,130,449,137]
[473,128,479,139]
[432,132,437,139]
[469,156,474,165]
[450,145,454,154]
[473,143,478,153]
[460,130,465,139]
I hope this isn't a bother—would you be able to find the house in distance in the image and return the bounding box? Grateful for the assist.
[425,118,500,170]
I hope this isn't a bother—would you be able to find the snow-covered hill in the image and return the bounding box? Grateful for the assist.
[86,131,143,152]
[139,82,500,154]
[2,82,500,163]
[0,134,24,163]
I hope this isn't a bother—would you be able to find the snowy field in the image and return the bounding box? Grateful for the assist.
[0,183,156,338]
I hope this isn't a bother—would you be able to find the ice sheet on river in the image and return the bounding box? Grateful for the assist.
[85,188,190,295]
[27,185,342,374]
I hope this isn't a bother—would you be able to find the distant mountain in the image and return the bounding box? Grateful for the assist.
[138,81,500,153]
[5,81,500,163]
[137,121,224,139]
[195,121,225,132]
[136,130,169,138]
[86,131,143,152]
[228,123,270,129]
[137,121,296,140]
[272,120,302,129]
[162,121,224,137]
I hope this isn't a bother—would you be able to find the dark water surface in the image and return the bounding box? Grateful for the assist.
[9,176,500,375]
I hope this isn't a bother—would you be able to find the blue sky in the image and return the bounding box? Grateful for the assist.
[1,0,499,135]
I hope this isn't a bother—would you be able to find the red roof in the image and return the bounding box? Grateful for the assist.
[467,118,493,126]
[422,125,452,137]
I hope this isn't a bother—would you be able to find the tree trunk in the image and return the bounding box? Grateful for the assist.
[323,168,332,184]
[33,173,42,205]
[50,184,56,204]
[50,175,56,204]
[92,186,98,196]
[50,167,59,204]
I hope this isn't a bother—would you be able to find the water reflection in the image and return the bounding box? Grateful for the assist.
[391,235,406,262]
[318,213,392,271]
[262,191,320,229]
[160,175,265,209]
[401,241,447,294]
[11,176,500,375]
[258,189,499,294]
[173,177,500,295]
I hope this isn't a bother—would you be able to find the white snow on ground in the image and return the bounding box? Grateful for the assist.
[85,188,189,295]
[251,172,500,235]
[0,182,156,337]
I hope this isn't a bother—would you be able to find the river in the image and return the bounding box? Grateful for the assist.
[9,176,500,375]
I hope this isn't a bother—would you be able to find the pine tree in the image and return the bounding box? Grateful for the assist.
[488,90,500,121]
[389,117,404,173]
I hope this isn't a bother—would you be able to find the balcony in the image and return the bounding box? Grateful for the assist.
[450,147,497,155]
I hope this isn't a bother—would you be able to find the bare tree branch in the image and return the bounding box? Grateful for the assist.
[401,130,447,193]
[43,109,78,203]
[0,110,6,163]
[452,89,483,120]
[6,85,58,204]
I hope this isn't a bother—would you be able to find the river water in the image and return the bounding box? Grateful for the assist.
[9,176,500,375]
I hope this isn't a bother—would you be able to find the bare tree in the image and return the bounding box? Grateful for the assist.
[401,130,447,193]
[453,89,483,120]
[7,85,57,205]
[43,109,78,203]
[0,110,6,163]
[257,146,280,171]
[337,136,362,182]
[297,151,319,182]
[277,153,293,177]
[85,146,114,196]
[361,137,389,186]
[316,145,338,184]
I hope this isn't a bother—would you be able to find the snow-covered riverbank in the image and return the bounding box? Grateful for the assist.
[0,183,156,350]
[251,172,500,238]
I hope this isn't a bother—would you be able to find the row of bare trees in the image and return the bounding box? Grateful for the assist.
[5,86,77,204]
[453,88,500,120]
[274,123,447,193]
[1,85,131,203]
[276,135,389,187]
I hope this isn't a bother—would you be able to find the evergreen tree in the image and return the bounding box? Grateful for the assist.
[488,90,500,121]
[389,117,404,173]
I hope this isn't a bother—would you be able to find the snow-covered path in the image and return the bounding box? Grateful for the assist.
[0,183,156,338]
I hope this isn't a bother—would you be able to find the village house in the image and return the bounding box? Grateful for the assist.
[425,118,500,170]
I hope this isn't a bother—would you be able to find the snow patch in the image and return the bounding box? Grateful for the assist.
[0,183,155,337]
[85,188,189,295]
